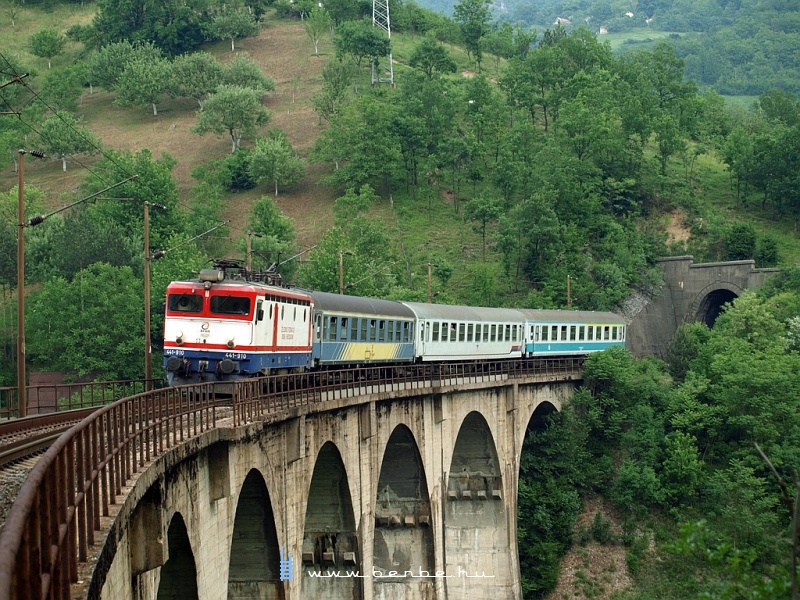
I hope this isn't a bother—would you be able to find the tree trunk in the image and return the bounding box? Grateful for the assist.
[152,102,158,116]
[274,180,278,196]
[61,155,67,172]
[48,59,51,69]
[231,38,235,52]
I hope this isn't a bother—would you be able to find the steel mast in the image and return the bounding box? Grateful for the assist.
[371,0,394,86]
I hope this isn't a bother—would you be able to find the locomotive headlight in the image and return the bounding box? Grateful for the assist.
[176,330,184,345]
[227,338,235,349]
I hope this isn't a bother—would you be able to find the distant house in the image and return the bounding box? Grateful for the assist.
[554,17,572,25]
[625,11,634,17]
[599,26,608,34]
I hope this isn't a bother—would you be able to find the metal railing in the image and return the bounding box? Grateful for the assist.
[0,379,162,421]
[0,357,582,600]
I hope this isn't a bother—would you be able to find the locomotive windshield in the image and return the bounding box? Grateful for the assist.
[168,293,203,313]
[210,295,251,316]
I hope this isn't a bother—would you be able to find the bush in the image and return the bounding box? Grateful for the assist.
[591,511,612,544]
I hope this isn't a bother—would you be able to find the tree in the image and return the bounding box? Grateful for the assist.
[172,52,224,110]
[114,55,173,116]
[208,6,261,52]
[79,148,183,248]
[304,7,331,56]
[38,111,101,172]
[464,193,502,261]
[333,20,392,78]
[88,41,163,92]
[249,133,306,195]
[453,0,492,71]
[93,0,210,55]
[192,85,271,153]
[26,209,141,283]
[221,53,275,92]
[28,28,66,69]
[26,263,144,379]
[242,196,296,274]
[409,34,457,80]
[312,59,355,121]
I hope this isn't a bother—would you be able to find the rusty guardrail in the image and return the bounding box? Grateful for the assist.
[0,357,582,600]
[0,379,162,421]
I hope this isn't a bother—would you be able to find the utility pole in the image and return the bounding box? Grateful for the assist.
[16,149,45,418]
[339,249,345,295]
[427,263,439,303]
[17,150,26,417]
[567,275,571,310]
[144,202,153,388]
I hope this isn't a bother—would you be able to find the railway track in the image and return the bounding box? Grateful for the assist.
[0,408,97,469]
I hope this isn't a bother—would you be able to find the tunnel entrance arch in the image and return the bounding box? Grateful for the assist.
[689,283,743,328]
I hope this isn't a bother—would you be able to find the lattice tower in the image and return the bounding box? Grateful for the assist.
[371,0,394,86]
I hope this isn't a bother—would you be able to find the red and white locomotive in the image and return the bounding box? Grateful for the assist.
[163,265,313,386]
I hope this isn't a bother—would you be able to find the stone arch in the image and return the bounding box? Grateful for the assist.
[515,399,560,467]
[444,411,510,595]
[228,469,283,600]
[689,282,743,327]
[373,425,434,594]
[156,512,198,600]
[302,441,360,598]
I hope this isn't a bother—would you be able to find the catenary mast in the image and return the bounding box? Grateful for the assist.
[371,0,393,86]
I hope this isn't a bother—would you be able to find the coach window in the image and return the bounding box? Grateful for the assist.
[433,322,440,342]
[578,326,585,340]
[604,326,610,340]
[330,317,338,341]
[513,325,518,341]
[378,320,385,342]
[621,326,626,341]
[490,324,496,342]
[534,326,539,342]
[351,318,358,341]
[467,324,474,342]
[360,319,368,341]
[612,327,618,341]
[456,323,463,342]
[341,318,348,340]
[440,322,447,342]
[570,326,576,341]
[587,326,593,341]
[541,326,548,341]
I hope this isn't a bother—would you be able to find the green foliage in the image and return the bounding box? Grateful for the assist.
[37,111,101,171]
[93,0,210,55]
[207,5,260,52]
[240,196,297,276]
[221,53,275,92]
[333,20,392,71]
[518,408,587,598]
[249,132,306,195]
[724,223,757,260]
[304,7,331,56]
[409,34,457,79]
[172,52,224,110]
[192,85,271,153]
[26,263,144,380]
[28,27,66,69]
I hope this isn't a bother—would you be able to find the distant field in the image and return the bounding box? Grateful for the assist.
[602,29,683,51]
[721,95,758,111]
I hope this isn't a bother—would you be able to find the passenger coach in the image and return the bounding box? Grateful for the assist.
[401,302,526,362]
[518,309,626,356]
[308,291,416,367]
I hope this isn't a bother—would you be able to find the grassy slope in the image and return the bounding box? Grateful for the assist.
[0,5,795,299]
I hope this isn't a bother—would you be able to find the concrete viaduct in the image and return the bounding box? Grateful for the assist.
[87,371,578,600]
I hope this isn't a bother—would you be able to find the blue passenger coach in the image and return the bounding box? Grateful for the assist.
[308,291,417,367]
[518,309,626,357]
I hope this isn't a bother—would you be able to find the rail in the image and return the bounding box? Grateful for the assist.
[0,379,162,421]
[0,357,582,600]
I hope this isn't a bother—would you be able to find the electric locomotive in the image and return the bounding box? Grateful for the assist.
[163,266,313,385]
